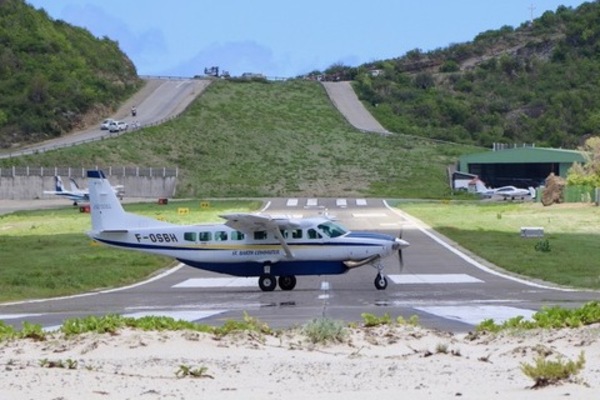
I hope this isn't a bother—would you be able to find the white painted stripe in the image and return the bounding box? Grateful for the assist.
[388,274,484,284]
[336,199,347,207]
[286,198,298,206]
[306,198,318,207]
[173,277,258,288]
[0,313,42,320]
[356,199,367,206]
[414,305,536,326]
[352,212,387,218]
[384,201,574,292]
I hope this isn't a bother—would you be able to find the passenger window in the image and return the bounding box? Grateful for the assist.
[254,231,268,240]
[215,231,228,241]
[184,232,197,242]
[292,229,302,239]
[279,230,289,239]
[231,231,245,240]
[199,231,212,242]
[308,229,322,239]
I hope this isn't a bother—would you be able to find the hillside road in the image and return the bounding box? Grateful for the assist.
[0,78,212,159]
[322,81,389,134]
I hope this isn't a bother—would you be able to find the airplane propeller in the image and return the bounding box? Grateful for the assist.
[395,228,408,273]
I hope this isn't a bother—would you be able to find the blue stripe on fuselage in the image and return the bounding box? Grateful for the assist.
[178,259,348,276]
[93,237,385,252]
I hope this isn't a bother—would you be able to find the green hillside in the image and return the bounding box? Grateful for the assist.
[0,0,141,148]
[320,2,600,149]
[0,80,479,198]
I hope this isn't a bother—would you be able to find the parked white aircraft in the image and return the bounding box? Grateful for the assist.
[43,176,89,205]
[86,170,409,291]
[43,175,124,205]
[484,185,534,200]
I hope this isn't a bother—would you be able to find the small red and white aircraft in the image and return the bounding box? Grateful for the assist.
[86,170,409,291]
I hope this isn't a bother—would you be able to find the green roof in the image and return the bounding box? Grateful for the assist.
[460,147,586,164]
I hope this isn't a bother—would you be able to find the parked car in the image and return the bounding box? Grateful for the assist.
[100,118,115,130]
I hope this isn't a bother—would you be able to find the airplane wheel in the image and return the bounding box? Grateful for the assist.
[259,274,277,292]
[278,275,297,291]
[374,274,388,290]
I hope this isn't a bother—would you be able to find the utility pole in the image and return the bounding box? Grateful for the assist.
[528,3,536,23]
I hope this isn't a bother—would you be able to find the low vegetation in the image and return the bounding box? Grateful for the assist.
[521,351,586,388]
[476,301,600,332]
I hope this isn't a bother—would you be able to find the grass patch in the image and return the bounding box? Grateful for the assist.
[0,200,261,302]
[521,351,586,388]
[397,201,600,289]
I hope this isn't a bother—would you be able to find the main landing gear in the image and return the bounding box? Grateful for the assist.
[258,274,297,292]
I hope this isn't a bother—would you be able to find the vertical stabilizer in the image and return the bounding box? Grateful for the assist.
[87,170,127,232]
[54,176,65,192]
[87,170,174,232]
[69,177,81,191]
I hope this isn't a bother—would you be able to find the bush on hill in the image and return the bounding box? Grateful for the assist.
[0,0,141,148]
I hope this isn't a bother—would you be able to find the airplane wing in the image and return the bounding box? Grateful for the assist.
[220,213,301,232]
[220,213,300,258]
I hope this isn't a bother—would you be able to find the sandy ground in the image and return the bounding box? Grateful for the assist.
[1,324,599,400]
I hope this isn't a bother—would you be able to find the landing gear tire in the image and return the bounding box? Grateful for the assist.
[278,275,297,291]
[259,274,277,292]
[374,274,388,290]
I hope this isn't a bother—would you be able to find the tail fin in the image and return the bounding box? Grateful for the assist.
[87,170,173,232]
[54,176,65,192]
[69,177,81,191]
[87,170,127,232]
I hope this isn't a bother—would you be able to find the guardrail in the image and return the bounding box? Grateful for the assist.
[0,166,178,178]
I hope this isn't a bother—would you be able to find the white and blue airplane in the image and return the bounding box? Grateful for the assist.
[43,175,89,205]
[86,170,409,291]
[44,175,124,205]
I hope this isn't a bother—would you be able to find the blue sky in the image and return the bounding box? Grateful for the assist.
[27,0,589,78]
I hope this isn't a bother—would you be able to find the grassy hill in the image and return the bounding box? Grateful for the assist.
[318,2,600,149]
[0,80,480,198]
[0,0,141,148]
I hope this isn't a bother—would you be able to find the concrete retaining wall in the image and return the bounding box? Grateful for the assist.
[0,175,177,200]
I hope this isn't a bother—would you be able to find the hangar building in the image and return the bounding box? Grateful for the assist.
[457,147,586,188]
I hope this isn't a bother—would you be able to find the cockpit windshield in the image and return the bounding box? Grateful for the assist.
[317,221,348,238]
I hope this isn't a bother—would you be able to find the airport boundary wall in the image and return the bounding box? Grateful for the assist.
[0,167,178,200]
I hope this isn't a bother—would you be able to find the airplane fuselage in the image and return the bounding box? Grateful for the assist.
[89,223,398,277]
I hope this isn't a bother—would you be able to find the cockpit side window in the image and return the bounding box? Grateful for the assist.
[317,221,347,238]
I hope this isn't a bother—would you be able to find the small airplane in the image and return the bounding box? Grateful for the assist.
[484,185,534,200]
[43,176,89,205]
[86,170,410,291]
[44,175,124,206]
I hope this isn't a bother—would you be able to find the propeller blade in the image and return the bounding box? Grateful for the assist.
[398,248,404,272]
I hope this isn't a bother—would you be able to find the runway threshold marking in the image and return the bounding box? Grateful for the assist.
[286,199,298,206]
[414,305,536,326]
[388,274,484,284]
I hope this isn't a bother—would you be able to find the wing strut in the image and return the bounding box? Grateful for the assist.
[273,228,294,258]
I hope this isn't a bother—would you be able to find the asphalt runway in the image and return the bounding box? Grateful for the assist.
[1,198,598,333]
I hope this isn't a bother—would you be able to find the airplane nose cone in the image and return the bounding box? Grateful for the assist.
[393,238,410,250]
